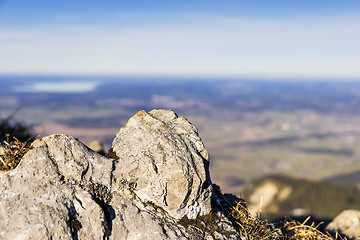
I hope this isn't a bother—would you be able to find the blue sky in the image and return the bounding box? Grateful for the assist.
[0,0,359,78]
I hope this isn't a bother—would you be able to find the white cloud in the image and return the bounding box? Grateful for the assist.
[0,13,359,77]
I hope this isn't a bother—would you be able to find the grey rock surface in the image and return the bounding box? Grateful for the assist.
[0,109,238,240]
[112,109,212,220]
[326,210,360,239]
[0,134,112,240]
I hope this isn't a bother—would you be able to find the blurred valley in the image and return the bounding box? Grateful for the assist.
[2,75,360,219]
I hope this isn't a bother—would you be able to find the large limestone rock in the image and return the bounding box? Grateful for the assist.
[326,210,360,239]
[0,134,113,240]
[0,109,239,240]
[112,109,212,220]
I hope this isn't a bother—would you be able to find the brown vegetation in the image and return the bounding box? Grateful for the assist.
[0,135,33,171]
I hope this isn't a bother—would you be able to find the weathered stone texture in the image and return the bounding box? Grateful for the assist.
[112,109,212,220]
[0,109,238,240]
[0,134,112,239]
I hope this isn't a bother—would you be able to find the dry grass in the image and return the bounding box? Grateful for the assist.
[230,201,280,239]
[281,216,343,240]
[0,135,33,171]
[230,201,346,240]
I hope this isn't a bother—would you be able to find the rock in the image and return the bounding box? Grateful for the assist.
[0,109,239,240]
[0,144,7,155]
[87,140,106,155]
[0,134,113,240]
[326,210,360,239]
[112,109,212,220]
[0,145,7,167]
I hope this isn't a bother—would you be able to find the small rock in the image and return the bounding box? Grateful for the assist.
[87,140,106,155]
[0,145,8,155]
[326,210,360,239]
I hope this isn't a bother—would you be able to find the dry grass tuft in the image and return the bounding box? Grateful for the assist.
[282,216,344,240]
[230,201,280,239]
[230,201,347,240]
[0,135,33,171]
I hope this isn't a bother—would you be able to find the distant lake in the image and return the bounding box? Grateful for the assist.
[13,81,99,93]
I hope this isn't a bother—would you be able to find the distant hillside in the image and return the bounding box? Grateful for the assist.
[325,170,360,186]
[243,175,360,221]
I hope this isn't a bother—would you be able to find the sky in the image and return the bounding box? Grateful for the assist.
[0,0,359,78]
